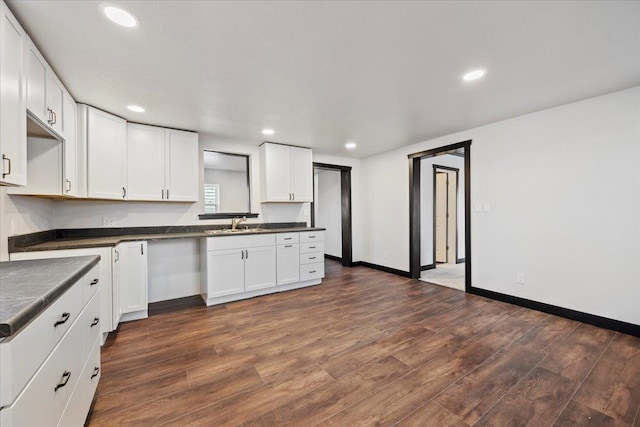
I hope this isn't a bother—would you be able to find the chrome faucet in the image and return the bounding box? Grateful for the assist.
[231,216,247,230]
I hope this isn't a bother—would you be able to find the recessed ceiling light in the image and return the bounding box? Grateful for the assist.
[463,69,486,82]
[102,5,138,28]
[127,105,145,113]
[262,129,275,135]
[345,142,357,150]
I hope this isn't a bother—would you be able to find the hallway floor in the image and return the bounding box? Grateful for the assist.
[420,262,466,290]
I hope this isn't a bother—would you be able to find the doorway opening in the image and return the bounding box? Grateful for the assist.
[409,141,471,291]
[311,163,353,267]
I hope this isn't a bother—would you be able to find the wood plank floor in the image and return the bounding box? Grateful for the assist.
[87,260,640,427]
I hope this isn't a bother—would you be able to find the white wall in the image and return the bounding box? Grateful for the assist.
[312,154,363,263]
[204,169,249,213]
[360,86,640,325]
[316,169,342,258]
[420,154,465,266]
[0,188,55,260]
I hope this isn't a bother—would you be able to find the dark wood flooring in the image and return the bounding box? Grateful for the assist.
[87,260,640,426]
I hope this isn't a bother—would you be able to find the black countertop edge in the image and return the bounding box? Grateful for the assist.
[0,255,100,338]
[9,222,309,250]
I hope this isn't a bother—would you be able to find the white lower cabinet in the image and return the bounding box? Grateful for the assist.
[113,241,148,323]
[0,262,101,427]
[201,231,324,306]
[11,247,115,341]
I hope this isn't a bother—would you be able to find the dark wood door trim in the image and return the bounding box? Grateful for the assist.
[312,162,353,267]
[408,140,472,293]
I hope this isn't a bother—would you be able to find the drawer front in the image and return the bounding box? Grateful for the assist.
[300,241,324,254]
[300,262,325,281]
[0,311,85,427]
[276,233,299,245]
[80,264,101,307]
[79,290,101,362]
[0,279,84,407]
[58,339,100,427]
[300,252,323,265]
[300,231,324,243]
[206,234,275,251]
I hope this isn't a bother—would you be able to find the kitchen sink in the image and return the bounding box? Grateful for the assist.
[204,228,262,235]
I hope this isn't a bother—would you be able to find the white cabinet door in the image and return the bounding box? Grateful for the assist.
[47,73,64,135]
[87,107,127,199]
[165,129,198,201]
[291,146,312,202]
[127,123,165,201]
[111,247,123,329]
[0,3,27,186]
[25,38,47,125]
[245,246,277,291]
[117,242,148,314]
[62,92,78,197]
[206,249,245,297]
[277,243,300,286]
[261,143,291,202]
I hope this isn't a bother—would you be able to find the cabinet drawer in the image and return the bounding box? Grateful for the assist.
[300,231,324,243]
[0,279,84,407]
[300,252,323,265]
[276,233,299,245]
[58,338,100,427]
[0,309,84,427]
[206,234,275,251]
[79,290,101,362]
[300,241,324,254]
[80,264,100,306]
[300,262,325,281]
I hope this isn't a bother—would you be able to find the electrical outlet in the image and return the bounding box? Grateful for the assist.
[102,217,114,227]
[516,273,525,284]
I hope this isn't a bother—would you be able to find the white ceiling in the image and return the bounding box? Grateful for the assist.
[7,1,640,158]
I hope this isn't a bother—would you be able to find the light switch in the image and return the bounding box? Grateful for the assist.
[483,202,491,212]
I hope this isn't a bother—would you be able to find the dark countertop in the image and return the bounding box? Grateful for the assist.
[10,227,326,253]
[0,256,100,338]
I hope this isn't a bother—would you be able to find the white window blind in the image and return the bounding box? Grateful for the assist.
[204,183,220,214]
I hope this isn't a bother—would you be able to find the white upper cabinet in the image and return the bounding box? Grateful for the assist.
[165,129,199,202]
[126,123,165,201]
[260,143,313,202]
[85,106,127,200]
[291,146,313,201]
[62,91,78,197]
[126,125,198,202]
[25,38,64,135]
[0,2,27,186]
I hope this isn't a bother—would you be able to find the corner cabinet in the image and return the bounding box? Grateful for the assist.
[260,143,313,202]
[0,1,27,186]
[127,124,198,202]
[80,105,127,200]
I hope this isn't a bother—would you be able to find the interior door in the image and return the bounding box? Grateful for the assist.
[435,172,448,263]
